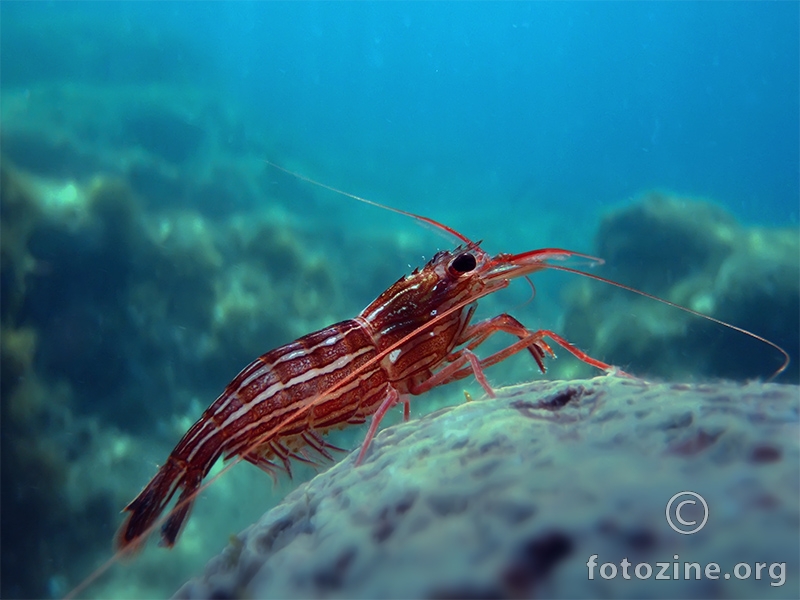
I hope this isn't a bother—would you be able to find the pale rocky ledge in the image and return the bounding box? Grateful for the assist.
[174,377,799,599]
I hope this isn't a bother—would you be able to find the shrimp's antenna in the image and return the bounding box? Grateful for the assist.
[266,161,473,246]
[544,263,790,381]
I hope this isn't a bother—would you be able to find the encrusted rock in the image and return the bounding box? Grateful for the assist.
[175,377,799,599]
[563,193,800,383]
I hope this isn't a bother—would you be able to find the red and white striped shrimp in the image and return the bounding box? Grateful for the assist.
[117,238,617,551]
[114,166,789,557]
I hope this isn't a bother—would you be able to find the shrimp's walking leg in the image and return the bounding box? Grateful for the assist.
[355,317,620,465]
[411,314,625,397]
[356,385,407,465]
[461,315,622,374]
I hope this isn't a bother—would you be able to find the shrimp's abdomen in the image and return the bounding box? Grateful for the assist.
[117,318,387,550]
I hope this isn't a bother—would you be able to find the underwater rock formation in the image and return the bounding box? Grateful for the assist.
[1,83,265,216]
[563,193,799,383]
[0,157,350,597]
[1,82,428,598]
[0,131,349,598]
[176,376,799,599]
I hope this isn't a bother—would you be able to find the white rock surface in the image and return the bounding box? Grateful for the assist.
[175,377,799,599]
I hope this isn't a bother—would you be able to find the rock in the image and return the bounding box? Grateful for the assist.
[563,193,799,383]
[0,155,345,596]
[175,376,799,599]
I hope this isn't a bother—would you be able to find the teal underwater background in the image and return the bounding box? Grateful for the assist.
[1,2,798,598]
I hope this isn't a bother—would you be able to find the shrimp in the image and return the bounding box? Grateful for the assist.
[116,240,621,551]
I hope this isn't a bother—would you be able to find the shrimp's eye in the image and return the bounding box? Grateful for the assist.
[450,252,477,274]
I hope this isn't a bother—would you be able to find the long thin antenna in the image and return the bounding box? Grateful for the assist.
[266,161,473,245]
[545,263,790,381]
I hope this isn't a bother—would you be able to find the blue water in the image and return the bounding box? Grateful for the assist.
[219,1,800,228]
[3,1,798,230]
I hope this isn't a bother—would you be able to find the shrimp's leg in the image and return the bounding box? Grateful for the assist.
[355,385,406,465]
[410,314,625,397]
[462,315,621,374]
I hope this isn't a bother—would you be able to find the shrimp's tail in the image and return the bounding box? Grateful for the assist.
[115,455,204,553]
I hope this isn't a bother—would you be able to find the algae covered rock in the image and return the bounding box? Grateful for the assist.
[563,193,799,383]
[0,151,347,596]
[176,377,799,599]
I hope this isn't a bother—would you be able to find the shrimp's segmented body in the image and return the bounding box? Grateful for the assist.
[120,319,379,549]
[117,240,618,551]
